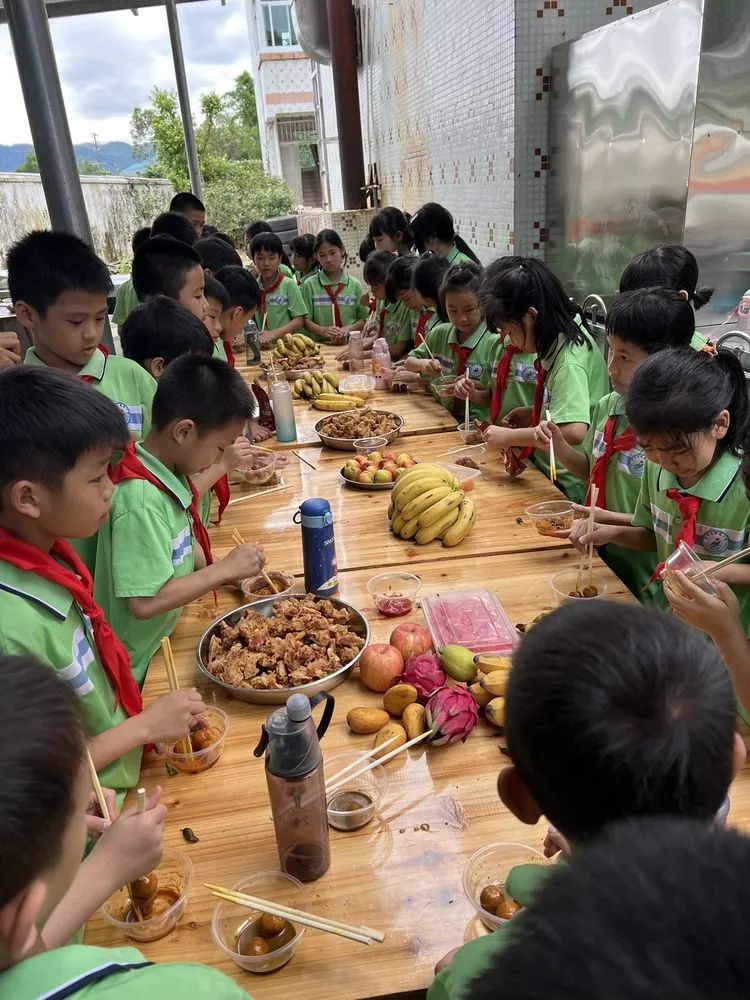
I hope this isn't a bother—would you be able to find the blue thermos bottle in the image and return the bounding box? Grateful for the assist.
[293,498,338,596]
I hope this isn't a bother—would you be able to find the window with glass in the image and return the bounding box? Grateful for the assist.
[260,1,298,48]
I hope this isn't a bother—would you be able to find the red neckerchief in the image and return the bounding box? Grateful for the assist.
[223,339,235,367]
[211,474,230,525]
[260,272,285,329]
[586,416,638,509]
[324,281,345,327]
[489,343,522,425]
[78,344,109,384]
[648,490,701,587]
[448,340,474,418]
[111,442,213,565]
[516,359,547,461]
[0,528,142,717]
[414,309,434,347]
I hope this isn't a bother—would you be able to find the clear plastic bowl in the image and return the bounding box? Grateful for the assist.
[661,541,718,596]
[241,570,296,601]
[211,871,308,974]
[324,752,388,831]
[158,706,228,775]
[438,459,483,483]
[354,436,389,455]
[236,447,277,486]
[456,420,483,445]
[525,500,574,536]
[100,850,192,943]
[550,569,609,603]
[340,374,375,399]
[434,375,456,399]
[366,571,422,617]
[463,842,549,932]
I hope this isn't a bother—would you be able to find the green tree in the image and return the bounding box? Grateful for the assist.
[15,151,111,176]
[16,151,39,173]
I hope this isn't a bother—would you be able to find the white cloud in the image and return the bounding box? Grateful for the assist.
[0,0,251,145]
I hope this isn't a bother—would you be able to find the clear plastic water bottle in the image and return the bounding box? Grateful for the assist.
[371,337,392,389]
[244,319,261,365]
[349,330,364,374]
[271,380,297,442]
[737,290,750,333]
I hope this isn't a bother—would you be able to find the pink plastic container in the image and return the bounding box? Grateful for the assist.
[421,589,518,655]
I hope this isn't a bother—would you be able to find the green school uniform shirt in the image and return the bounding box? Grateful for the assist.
[280,262,294,279]
[212,338,228,361]
[446,244,475,266]
[529,328,609,503]
[297,264,320,285]
[301,271,368,338]
[411,307,443,341]
[255,272,307,332]
[409,321,497,421]
[577,391,656,597]
[0,561,141,795]
[428,863,553,1000]
[112,277,139,327]
[632,451,750,620]
[490,339,537,422]
[94,442,197,687]
[376,298,413,348]
[0,944,251,1000]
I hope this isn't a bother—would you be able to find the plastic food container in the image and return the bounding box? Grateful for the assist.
[438,460,483,484]
[324,752,388,831]
[456,421,484,445]
[366,571,422,617]
[434,375,456,399]
[100,851,192,943]
[661,541,718,596]
[236,447,277,486]
[339,374,375,399]
[158,706,228,774]
[211,871,308,974]
[241,570,296,601]
[354,436,389,456]
[463,842,549,932]
[525,500,574,536]
[421,589,517,655]
[550,569,609,603]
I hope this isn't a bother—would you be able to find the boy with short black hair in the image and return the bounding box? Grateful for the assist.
[0,653,251,998]
[203,274,231,361]
[0,366,205,795]
[169,191,206,238]
[214,265,262,363]
[195,235,242,273]
[95,354,265,684]
[250,232,307,344]
[112,226,151,328]
[151,210,197,246]
[430,600,744,1000]
[121,297,212,378]
[8,230,156,439]
[131,235,207,323]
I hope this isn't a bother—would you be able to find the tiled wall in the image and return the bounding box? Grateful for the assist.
[296,208,376,282]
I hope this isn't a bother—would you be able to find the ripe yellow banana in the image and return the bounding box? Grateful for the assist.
[317,393,364,407]
[297,333,316,348]
[292,335,308,352]
[417,489,464,528]
[485,697,505,728]
[391,463,446,498]
[399,485,453,523]
[302,383,313,398]
[399,514,422,540]
[275,343,288,358]
[474,654,512,674]
[469,681,493,708]
[442,498,476,547]
[415,507,460,545]
[479,670,508,697]
[323,372,339,389]
[313,398,359,411]
[391,512,405,535]
[393,476,448,510]
[303,373,314,385]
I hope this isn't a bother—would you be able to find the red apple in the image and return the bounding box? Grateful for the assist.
[358,644,405,692]
[384,451,397,462]
[374,469,393,483]
[390,623,433,661]
[383,461,399,474]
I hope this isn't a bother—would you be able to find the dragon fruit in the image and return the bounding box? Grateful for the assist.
[398,653,446,704]
[425,685,479,746]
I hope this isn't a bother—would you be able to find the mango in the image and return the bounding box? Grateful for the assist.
[372,722,407,760]
[383,683,419,716]
[439,644,477,683]
[402,702,427,740]
[347,707,390,734]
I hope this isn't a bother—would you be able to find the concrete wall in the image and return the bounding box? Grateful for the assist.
[0,174,173,267]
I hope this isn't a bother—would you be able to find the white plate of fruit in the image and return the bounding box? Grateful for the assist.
[340,450,419,490]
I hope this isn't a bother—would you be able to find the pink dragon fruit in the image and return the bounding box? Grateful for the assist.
[425,685,479,745]
[398,653,446,704]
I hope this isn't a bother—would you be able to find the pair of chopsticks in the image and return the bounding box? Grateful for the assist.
[86,749,147,917]
[575,484,599,592]
[206,883,385,946]
[227,483,290,507]
[231,528,279,594]
[161,637,192,755]
[437,442,485,458]
[545,409,557,483]
[702,544,750,579]
[326,730,432,796]
[293,449,317,471]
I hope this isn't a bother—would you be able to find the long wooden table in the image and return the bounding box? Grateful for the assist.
[86,360,750,999]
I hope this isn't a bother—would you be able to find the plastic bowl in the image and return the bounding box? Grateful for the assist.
[158,706,228,775]
[463,842,549,932]
[354,436,389,456]
[525,500,574,536]
[211,871,308,974]
[324,752,388,831]
[100,850,192,943]
[339,374,375,399]
[241,570,296,601]
[456,420,483,445]
[236,447,276,486]
[366,571,422,617]
[434,375,456,400]
[661,540,718,596]
[550,569,609,603]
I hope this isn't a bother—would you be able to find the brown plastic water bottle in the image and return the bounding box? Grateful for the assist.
[254,692,333,882]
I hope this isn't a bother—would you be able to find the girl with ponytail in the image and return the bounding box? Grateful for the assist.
[410,202,481,266]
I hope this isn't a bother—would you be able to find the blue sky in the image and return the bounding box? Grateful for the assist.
[0,0,250,144]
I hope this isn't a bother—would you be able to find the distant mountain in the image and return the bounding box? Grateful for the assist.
[0,141,156,175]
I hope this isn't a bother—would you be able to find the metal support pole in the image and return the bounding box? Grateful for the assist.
[4,0,113,350]
[325,0,366,210]
[165,0,204,200]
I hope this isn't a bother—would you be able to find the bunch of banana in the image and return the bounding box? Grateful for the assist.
[273,332,321,361]
[387,463,477,547]
[292,371,340,399]
[312,394,366,411]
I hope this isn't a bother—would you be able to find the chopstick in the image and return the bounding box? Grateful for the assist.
[293,449,317,471]
[325,734,402,788]
[232,529,279,594]
[545,409,556,483]
[136,787,146,813]
[464,397,470,439]
[86,749,111,824]
[703,544,750,579]
[227,483,290,506]
[161,637,192,755]
[205,884,384,945]
[575,484,599,592]
[327,731,431,794]
[438,443,486,457]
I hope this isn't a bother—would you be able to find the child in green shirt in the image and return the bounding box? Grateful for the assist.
[95,355,265,685]
[112,227,150,328]
[132,235,208,325]
[0,653,250,1000]
[369,206,414,256]
[478,256,608,501]
[121,298,213,379]
[540,288,696,596]
[410,202,481,266]
[169,190,206,239]
[302,229,368,343]
[251,232,307,345]
[0,367,205,796]
[214,264,262,365]
[362,250,413,360]
[431,601,743,1000]
[204,274,230,361]
[290,232,319,284]
[244,219,294,276]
